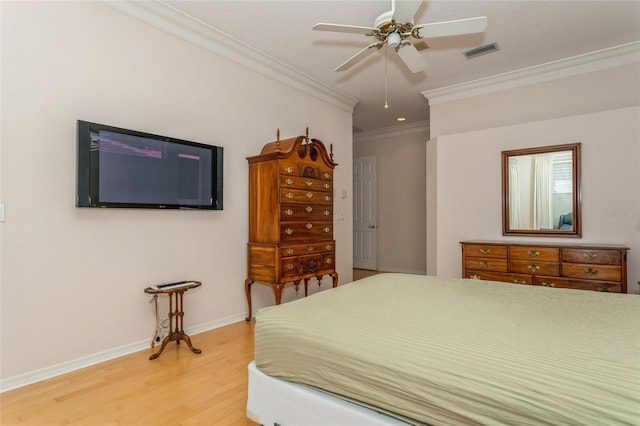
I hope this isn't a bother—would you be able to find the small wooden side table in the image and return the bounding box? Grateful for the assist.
[144,281,202,360]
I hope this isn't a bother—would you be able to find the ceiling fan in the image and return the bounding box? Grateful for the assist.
[313,0,487,74]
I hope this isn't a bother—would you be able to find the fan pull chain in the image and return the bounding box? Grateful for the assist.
[384,45,389,109]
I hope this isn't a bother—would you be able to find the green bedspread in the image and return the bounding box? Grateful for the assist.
[254,273,640,425]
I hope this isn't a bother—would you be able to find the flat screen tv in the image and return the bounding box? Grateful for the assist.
[77,120,223,210]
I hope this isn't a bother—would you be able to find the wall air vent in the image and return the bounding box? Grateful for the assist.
[463,42,499,59]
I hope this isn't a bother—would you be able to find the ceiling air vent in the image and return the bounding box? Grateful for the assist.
[414,41,430,52]
[463,42,499,59]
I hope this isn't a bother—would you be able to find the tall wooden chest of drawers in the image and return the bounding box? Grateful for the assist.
[461,241,629,293]
[245,134,338,320]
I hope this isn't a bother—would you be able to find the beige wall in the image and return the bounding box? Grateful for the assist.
[0,2,353,384]
[426,63,640,293]
[354,125,428,274]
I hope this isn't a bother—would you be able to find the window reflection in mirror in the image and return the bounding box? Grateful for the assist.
[502,143,581,237]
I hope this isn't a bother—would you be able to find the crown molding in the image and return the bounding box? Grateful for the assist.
[100,1,358,113]
[353,120,429,143]
[422,41,640,105]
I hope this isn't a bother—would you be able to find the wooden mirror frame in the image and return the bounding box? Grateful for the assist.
[502,143,582,237]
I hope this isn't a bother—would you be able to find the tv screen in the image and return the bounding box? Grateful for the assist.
[77,120,223,210]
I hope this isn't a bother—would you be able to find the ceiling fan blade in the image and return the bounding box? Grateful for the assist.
[335,42,382,71]
[392,0,423,23]
[396,43,427,73]
[414,16,487,38]
[313,23,379,36]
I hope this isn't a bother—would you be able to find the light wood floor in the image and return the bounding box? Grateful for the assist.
[2,270,378,425]
[1,321,260,426]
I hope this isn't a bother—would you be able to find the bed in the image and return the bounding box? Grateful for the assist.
[248,273,640,425]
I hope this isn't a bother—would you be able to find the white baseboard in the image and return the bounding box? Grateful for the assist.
[0,313,247,393]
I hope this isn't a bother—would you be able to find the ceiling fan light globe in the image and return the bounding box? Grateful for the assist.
[388,31,401,48]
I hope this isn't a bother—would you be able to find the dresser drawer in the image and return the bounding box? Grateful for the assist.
[463,244,508,259]
[281,204,332,220]
[280,175,332,192]
[464,257,508,272]
[510,246,559,262]
[534,276,621,292]
[510,260,559,275]
[465,270,532,285]
[281,222,332,241]
[281,189,332,204]
[561,263,621,281]
[562,249,622,265]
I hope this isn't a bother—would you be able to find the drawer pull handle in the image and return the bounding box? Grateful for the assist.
[324,183,331,189]
[305,206,313,213]
[325,258,332,264]
[324,195,331,202]
[305,223,313,230]
[480,248,491,255]
[286,264,294,271]
[583,252,598,261]
[305,180,313,187]
[528,265,540,272]
[286,248,294,255]
[306,192,314,199]
[324,210,331,216]
[323,173,330,179]
[285,228,293,235]
[307,246,314,252]
[527,251,540,257]
[285,178,293,185]
[286,192,293,199]
[585,268,598,276]
[285,209,293,216]
[480,261,490,269]
[542,281,555,287]
[514,279,526,285]
[286,167,294,174]
[326,244,333,250]
[470,274,481,280]
[323,227,331,233]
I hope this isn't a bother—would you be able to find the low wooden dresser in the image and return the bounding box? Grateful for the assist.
[461,240,629,293]
[245,132,338,320]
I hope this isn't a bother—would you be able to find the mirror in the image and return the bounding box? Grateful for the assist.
[502,143,581,237]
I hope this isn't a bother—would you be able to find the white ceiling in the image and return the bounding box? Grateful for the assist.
[163,0,640,133]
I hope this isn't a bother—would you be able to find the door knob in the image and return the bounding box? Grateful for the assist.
[368,225,376,229]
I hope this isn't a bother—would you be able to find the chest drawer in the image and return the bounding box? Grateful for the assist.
[281,189,332,204]
[464,257,508,272]
[281,222,332,241]
[510,246,559,262]
[562,249,622,265]
[281,241,335,257]
[280,175,332,192]
[463,244,508,259]
[561,263,621,281]
[281,204,332,220]
[279,160,333,181]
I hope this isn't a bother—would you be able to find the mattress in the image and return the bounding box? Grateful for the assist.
[254,273,640,425]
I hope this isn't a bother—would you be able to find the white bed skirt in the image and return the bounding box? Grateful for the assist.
[247,361,410,425]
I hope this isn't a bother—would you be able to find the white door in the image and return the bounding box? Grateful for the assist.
[353,156,378,270]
